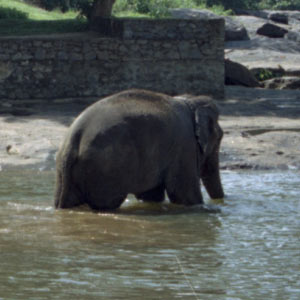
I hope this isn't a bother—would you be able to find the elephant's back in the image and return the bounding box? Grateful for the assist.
[73,89,177,141]
[80,98,177,153]
[64,89,194,195]
[79,91,180,163]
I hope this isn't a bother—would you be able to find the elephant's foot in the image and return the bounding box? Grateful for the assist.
[86,195,127,211]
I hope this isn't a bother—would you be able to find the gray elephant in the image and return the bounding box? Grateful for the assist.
[55,89,224,210]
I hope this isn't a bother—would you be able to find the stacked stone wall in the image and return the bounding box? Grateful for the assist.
[0,18,224,101]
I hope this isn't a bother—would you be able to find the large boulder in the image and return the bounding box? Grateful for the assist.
[268,12,289,24]
[233,16,267,38]
[225,59,260,88]
[257,23,288,38]
[225,17,249,41]
[169,9,249,41]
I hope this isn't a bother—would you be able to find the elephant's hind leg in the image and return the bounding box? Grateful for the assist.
[165,167,203,206]
[136,184,165,203]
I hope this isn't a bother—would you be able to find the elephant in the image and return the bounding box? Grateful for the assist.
[55,89,224,210]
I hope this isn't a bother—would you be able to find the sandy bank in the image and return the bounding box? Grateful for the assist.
[0,86,299,171]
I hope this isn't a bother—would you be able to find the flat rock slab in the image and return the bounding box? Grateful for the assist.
[226,37,300,75]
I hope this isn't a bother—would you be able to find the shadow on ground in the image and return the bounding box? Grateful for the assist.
[1,86,300,126]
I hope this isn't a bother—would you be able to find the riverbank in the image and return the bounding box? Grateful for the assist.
[219,86,300,170]
[0,86,299,171]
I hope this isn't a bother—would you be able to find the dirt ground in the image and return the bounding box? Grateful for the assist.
[219,86,300,170]
[0,86,299,171]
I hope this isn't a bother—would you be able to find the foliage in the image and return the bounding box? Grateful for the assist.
[31,0,234,18]
[0,7,28,20]
[193,0,300,10]
[74,0,94,20]
[112,0,233,18]
[258,0,300,10]
[21,0,300,16]
[37,0,81,12]
[257,69,274,81]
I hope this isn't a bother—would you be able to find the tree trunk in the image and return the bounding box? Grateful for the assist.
[91,0,116,20]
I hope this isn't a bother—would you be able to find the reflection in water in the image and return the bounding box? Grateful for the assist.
[0,170,299,299]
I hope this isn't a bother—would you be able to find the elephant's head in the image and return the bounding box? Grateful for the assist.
[181,95,224,199]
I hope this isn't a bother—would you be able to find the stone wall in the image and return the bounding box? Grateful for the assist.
[0,18,224,101]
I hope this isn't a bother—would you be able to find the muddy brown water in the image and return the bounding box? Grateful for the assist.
[0,170,299,299]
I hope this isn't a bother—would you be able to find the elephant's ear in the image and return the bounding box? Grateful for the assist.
[194,108,214,155]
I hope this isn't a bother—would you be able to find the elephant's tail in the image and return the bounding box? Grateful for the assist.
[54,132,82,209]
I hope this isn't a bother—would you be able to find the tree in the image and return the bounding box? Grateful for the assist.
[90,0,116,19]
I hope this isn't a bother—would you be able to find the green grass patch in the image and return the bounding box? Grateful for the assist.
[0,0,78,20]
[0,0,87,36]
[0,19,88,36]
[112,0,233,18]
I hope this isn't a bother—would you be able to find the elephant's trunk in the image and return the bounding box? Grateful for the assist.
[201,150,224,199]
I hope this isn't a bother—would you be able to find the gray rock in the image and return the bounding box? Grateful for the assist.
[263,76,300,89]
[224,16,249,41]
[169,9,250,42]
[0,62,13,80]
[286,31,300,42]
[233,16,267,38]
[225,10,300,90]
[257,23,288,38]
[268,12,289,24]
[169,8,218,19]
[225,12,300,75]
[225,59,260,88]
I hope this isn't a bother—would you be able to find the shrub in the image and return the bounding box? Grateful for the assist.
[259,0,300,10]
[0,7,29,20]
[37,0,85,12]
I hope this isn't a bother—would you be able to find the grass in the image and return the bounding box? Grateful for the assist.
[112,0,233,18]
[0,19,88,36]
[0,0,87,36]
[0,0,78,20]
[0,0,232,36]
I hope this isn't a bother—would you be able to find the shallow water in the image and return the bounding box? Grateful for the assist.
[0,170,299,300]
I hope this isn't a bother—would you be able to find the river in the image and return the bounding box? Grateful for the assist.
[0,170,299,299]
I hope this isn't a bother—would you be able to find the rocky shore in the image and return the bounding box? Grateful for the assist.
[171,8,300,89]
[224,10,300,90]
[1,85,299,171]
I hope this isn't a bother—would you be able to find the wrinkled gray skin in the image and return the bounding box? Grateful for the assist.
[55,89,224,210]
